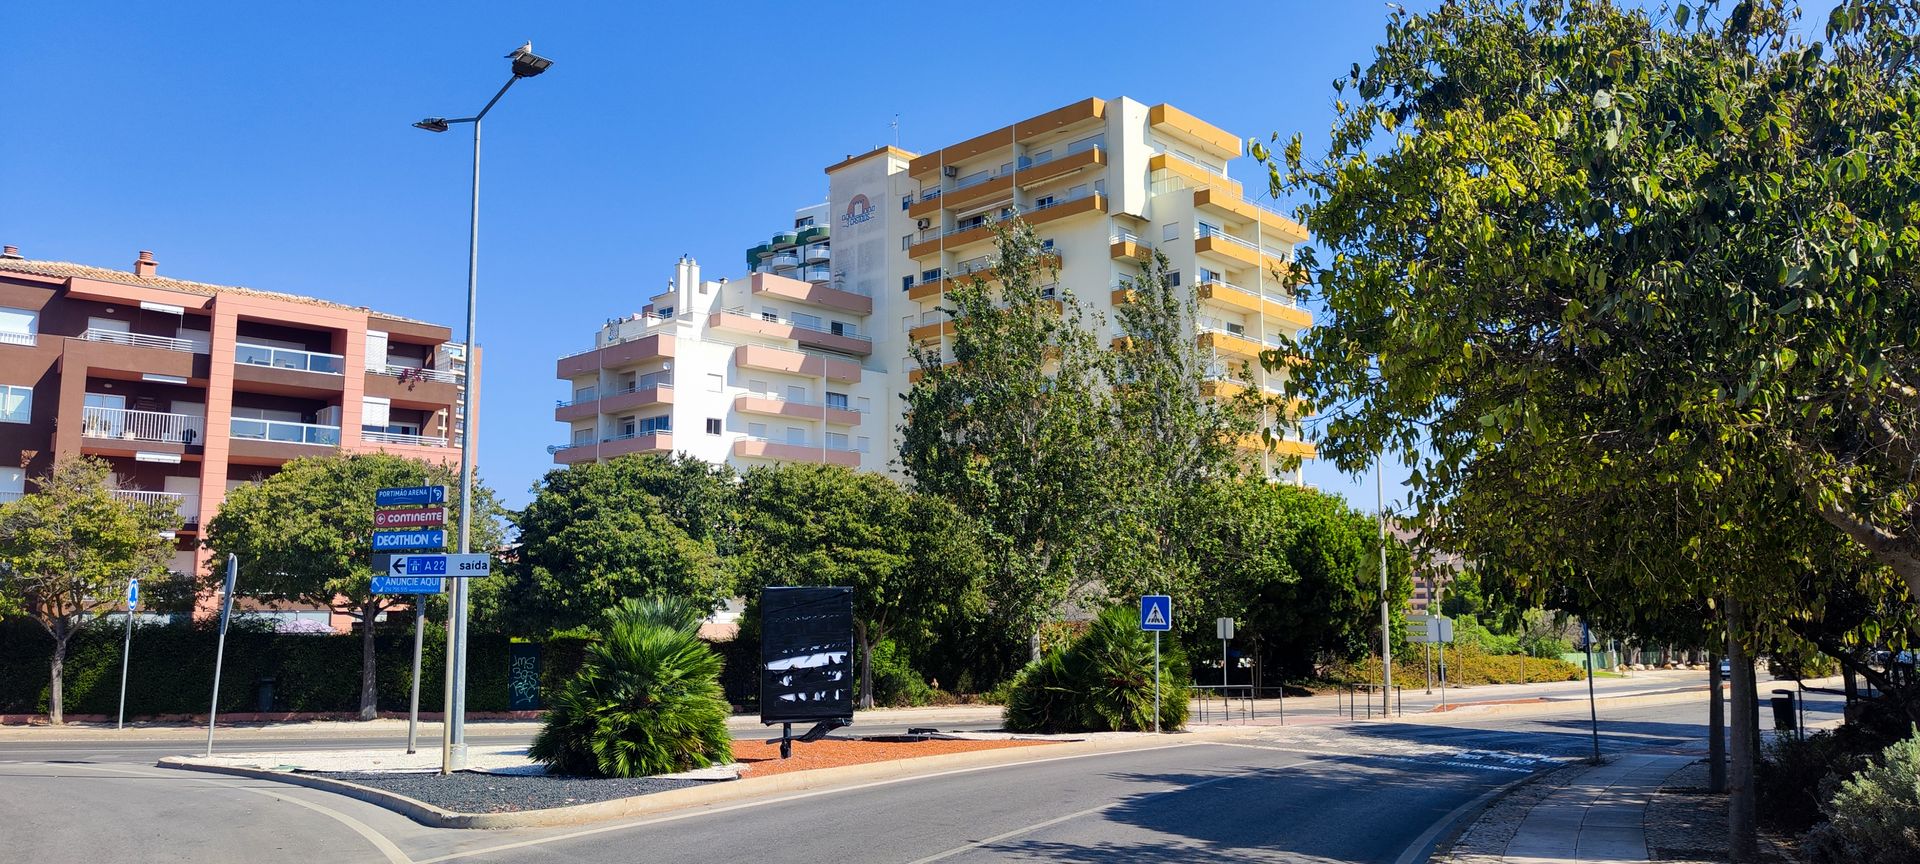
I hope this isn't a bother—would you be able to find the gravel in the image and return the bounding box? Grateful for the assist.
[319,770,705,814]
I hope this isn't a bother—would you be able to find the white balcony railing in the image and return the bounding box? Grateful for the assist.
[112,489,199,521]
[235,342,345,375]
[740,435,863,454]
[230,417,341,446]
[84,328,196,352]
[0,490,24,504]
[1167,150,1229,176]
[1110,231,1154,250]
[362,430,449,447]
[0,331,35,347]
[371,364,459,384]
[1196,223,1262,253]
[82,406,205,444]
[722,308,871,345]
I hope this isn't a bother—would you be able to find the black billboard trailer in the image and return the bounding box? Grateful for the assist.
[760,586,855,757]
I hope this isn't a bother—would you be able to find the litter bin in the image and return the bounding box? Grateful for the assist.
[1770,689,1797,732]
[256,678,276,713]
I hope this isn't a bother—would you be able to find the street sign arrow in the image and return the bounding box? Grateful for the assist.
[126,578,139,609]
[372,529,446,551]
[389,554,491,578]
[376,486,447,508]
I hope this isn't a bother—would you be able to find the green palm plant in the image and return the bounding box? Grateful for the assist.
[1003,606,1187,733]
[528,598,733,777]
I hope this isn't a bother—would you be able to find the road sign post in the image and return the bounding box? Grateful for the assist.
[1216,618,1234,715]
[1141,596,1172,733]
[117,578,138,730]
[206,555,237,756]
[373,486,448,764]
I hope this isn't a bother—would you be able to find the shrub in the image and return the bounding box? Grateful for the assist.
[1758,730,1855,833]
[1333,641,1584,686]
[1003,606,1188,733]
[529,599,733,778]
[1805,727,1920,864]
[863,639,934,708]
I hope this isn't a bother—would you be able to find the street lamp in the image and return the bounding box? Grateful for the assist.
[414,40,551,775]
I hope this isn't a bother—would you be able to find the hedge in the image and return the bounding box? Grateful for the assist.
[0,618,510,716]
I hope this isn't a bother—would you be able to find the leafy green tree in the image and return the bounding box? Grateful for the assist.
[507,454,734,635]
[1188,479,1412,679]
[202,454,507,720]
[736,463,984,708]
[529,598,733,777]
[0,457,181,723]
[1101,249,1267,604]
[900,220,1119,657]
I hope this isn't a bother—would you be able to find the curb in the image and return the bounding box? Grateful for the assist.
[1400,686,1715,721]
[158,725,1258,829]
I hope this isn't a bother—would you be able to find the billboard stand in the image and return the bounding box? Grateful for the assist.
[759,586,855,759]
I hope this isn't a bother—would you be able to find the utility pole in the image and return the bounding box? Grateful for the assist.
[1378,455,1392,713]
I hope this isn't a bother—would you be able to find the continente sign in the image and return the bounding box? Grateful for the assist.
[841,194,877,228]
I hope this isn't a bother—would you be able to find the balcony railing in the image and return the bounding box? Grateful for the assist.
[0,490,24,504]
[1111,231,1154,249]
[230,417,341,446]
[362,430,450,447]
[84,328,197,352]
[723,308,871,345]
[556,374,674,407]
[1167,150,1228,176]
[769,253,801,269]
[743,392,865,413]
[740,435,864,454]
[112,489,199,521]
[82,407,205,444]
[0,331,35,347]
[371,364,459,384]
[235,343,345,375]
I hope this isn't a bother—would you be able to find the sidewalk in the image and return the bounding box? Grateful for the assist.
[1444,753,1696,864]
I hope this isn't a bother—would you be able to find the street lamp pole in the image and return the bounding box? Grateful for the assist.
[1378,453,1392,714]
[415,42,551,775]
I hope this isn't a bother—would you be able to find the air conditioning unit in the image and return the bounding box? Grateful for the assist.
[916,218,931,230]
[943,166,959,177]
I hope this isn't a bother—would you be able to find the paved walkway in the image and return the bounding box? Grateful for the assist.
[1498,752,1694,864]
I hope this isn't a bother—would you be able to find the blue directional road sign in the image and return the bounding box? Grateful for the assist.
[372,576,445,595]
[388,554,492,578]
[372,529,446,551]
[1140,595,1172,631]
[376,485,447,508]
[126,578,139,608]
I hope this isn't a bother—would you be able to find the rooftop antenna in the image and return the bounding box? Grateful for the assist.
[891,114,900,148]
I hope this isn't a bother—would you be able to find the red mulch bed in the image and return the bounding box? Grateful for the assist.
[734,737,1050,777]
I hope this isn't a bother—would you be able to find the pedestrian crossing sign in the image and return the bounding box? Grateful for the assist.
[1140,595,1172,631]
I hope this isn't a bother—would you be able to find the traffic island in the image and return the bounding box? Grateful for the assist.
[157,733,1086,828]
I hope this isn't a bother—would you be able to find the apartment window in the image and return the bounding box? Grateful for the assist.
[856,436,871,453]
[1031,149,1053,164]
[825,392,849,410]
[748,379,769,394]
[1226,322,1246,335]
[792,312,823,331]
[0,467,23,500]
[1169,271,1182,287]
[902,316,915,333]
[901,195,912,211]
[830,321,856,338]
[921,268,943,284]
[639,415,671,434]
[706,418,722,436]
[856,396,872,414]
[706,373,723,393]
[572,425,593,445]
[619,415,637,436]
[826,432,850,451]
[785,426,806,446]
[574,385,596,403]
[1163,222,1181,243]
[748,422,767,438]
[657,306,673,318]
[902,275,913,292]
[902,235,912,251]
[1033,194,1056,209]
[0,307,36,347]
[760,309,779,323]
[1094,178,1106,196]
[786,385,808,404]
[0,384,30,424]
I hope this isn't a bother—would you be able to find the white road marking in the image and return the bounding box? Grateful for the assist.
[25,761,414,864]
[901,754,1339,864]
[413,742,1207,863]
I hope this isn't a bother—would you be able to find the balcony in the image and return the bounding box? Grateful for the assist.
[231,417,341,446]
[555,333,675,379]
[1192,187,1309,245]
[769,253,801,271]
[554,378,674,423]
[112,489,199,524]
[84,328,197,353]
[550,432,672,465]
[366,362,461,406]
[802,265,832,284]
[731,437,861,468]
[733,344,862,384]
[1024,191,1106,228]
[362,430,449,447]
[710,309,872,357]
[907,252,1060,302]
[235,343,343,375]
[748,272,871,315]
[804,245,831,263]
[81,407,205,446]
[1148,152,1242,197]
[1198,327,1263,360]
[370,364,457,384]
[734,393,862,426]
[0,331,34,347]
[1110,232,1154,261]
[1148,103,1242,160]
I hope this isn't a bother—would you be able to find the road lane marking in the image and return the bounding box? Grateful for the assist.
[39,761,414,864]
[901,753,1339,863]
[413,742,1207,863]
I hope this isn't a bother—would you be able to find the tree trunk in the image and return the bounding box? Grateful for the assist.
[1727,600,1758,863]
[358,604,378,721]
[48,631,68,726]
[1708,648,1726,794]
[1029,628,1042,662]
[855,619,874,711]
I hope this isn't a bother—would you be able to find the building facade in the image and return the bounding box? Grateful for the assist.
[0,247,474,627]
[555,97,1314,481]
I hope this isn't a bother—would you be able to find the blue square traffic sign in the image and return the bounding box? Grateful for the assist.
[1140,595,1172,631]
[376,485,447,508]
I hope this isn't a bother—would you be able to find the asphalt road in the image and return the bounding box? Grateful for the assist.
[0,688,1846,864]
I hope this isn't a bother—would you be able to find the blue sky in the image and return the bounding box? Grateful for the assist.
[4,0,1667,513]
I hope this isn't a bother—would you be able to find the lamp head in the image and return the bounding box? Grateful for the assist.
[507,42,553,78]
[413,117,451,133]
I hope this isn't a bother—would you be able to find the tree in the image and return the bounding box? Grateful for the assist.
[736,463,984,708]
[1101,249,1267,604]
[202,454,507,720]
[507,454,734,635]
[900,220,1120,656]
[0,457,180,723]
[1188,479,1412,680]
